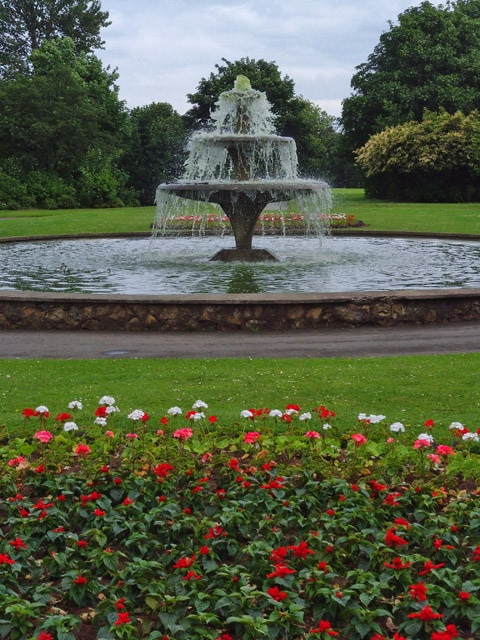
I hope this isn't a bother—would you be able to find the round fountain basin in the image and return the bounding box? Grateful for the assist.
[1,235,480,295]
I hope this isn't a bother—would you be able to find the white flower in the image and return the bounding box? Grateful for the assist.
[417,432,434,443]
[449,422,464,430]
[462,432,479,441]
[168,406,183,416]
[389,422,405,433]
[106,405,120,415]
[269,409,283,418]
[68,400,83,410]
[99,396,115,406]
[35,405,49,414]
[95,417,107,426]
[63,421,78,432]
[284,408,298,416]
[128,410,145,421]
[193,399,208,409]
[240,410,254,419]
[191,412,205,421]
[299,412,312,421]
[322,423,332,430]
[358,413,385,423]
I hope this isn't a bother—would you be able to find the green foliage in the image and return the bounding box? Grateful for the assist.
[355,110,480,201]
[342,0,480,152]
[0,37,131,208]
[121,103,188,206]
[0,0,110,79]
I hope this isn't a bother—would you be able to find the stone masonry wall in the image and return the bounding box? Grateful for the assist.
[1,289,480,331]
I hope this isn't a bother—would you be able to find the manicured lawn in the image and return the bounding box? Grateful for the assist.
[2,189,480,238]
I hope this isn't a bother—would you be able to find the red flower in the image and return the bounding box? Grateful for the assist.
[0,553,15,565]
[173,554,195,569]
[153,463,174,478]
[266,563,295,578]
[288,540,314,558]
[384,557,412,570]
[409,582,428,601]
[73,575,87,585]
[75,443,92,458]
[115,611,132,626]
[459,591,471,601]
[209,415,217,423]
[22,407,36,419]
[122,497,134,506]
[267,586,287,601]
[36,632,54,640]
[94,508,106,517]
[9,537,27,550]
[55,412,71,422]
[76,540,88,549]
[424,419,435,428]
[311,619,339,636]
[407,605,442,621]
[431,624,459,640]
[182,570,201,581]
[384,528,408,548]
[116,597,126,611]
[418,560,445,575]
[199,546,210,555]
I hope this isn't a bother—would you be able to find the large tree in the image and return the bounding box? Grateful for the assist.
[186,57,339,181]
[0,0,110,78]
[0,37,129,208]
[341,0,480,153]
[121,103,188,206]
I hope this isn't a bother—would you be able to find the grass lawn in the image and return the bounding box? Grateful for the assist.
[1,189,480,238]
[1,354,479,440]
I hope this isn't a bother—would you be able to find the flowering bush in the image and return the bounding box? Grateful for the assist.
[1,398,479,639]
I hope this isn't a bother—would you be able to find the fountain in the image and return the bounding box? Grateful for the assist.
[154,75,331,261]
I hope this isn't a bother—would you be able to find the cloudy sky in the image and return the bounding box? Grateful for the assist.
[97,0,444,119]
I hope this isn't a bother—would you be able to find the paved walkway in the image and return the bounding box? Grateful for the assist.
[1,321,479,359]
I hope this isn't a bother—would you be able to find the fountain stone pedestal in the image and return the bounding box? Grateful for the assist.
[155,76,331,262]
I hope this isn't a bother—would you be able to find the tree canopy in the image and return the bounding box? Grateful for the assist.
[341,0,480,153]
[0,38,129,208]
[0,0,110,78]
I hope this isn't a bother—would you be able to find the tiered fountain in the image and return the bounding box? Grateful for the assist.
[154,75,331,261]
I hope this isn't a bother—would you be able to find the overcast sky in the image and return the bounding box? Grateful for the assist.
[97,0,444,119]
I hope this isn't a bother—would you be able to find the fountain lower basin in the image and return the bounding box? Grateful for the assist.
[1,234,480,295]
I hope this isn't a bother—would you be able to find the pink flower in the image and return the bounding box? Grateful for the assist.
[34,430,53,443]
[304,431,321,439]
[125,433,138,440]
[351,433,367,446]
[173,428,193,441]
[414,438,432,449]
[244,431,261,444]
[105,430,115,438]
[436,444,455,456]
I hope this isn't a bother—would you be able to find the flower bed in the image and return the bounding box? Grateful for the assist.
[1,399,479,640]
[157,211,362,234]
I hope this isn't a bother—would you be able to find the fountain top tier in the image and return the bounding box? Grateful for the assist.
[155,76,331,261]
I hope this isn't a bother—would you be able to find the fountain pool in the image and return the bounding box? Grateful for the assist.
[1,234,480,295]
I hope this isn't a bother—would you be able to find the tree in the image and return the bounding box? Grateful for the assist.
[0,37,129,208]
[354,109,480,201]
[0,0,110,78]
[341,0,480,153]
[121,103,188,206]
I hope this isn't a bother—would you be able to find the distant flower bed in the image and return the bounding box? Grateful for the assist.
[1,398,479,639]
[155,212,362,233]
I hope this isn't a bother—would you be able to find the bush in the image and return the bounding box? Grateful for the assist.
[355,110,480,202]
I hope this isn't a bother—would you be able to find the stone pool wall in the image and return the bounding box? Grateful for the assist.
[1,289,480,331]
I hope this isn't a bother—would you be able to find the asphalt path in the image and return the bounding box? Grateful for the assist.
[0,321,479,359]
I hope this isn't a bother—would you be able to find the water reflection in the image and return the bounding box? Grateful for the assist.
[227,265,261,293]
